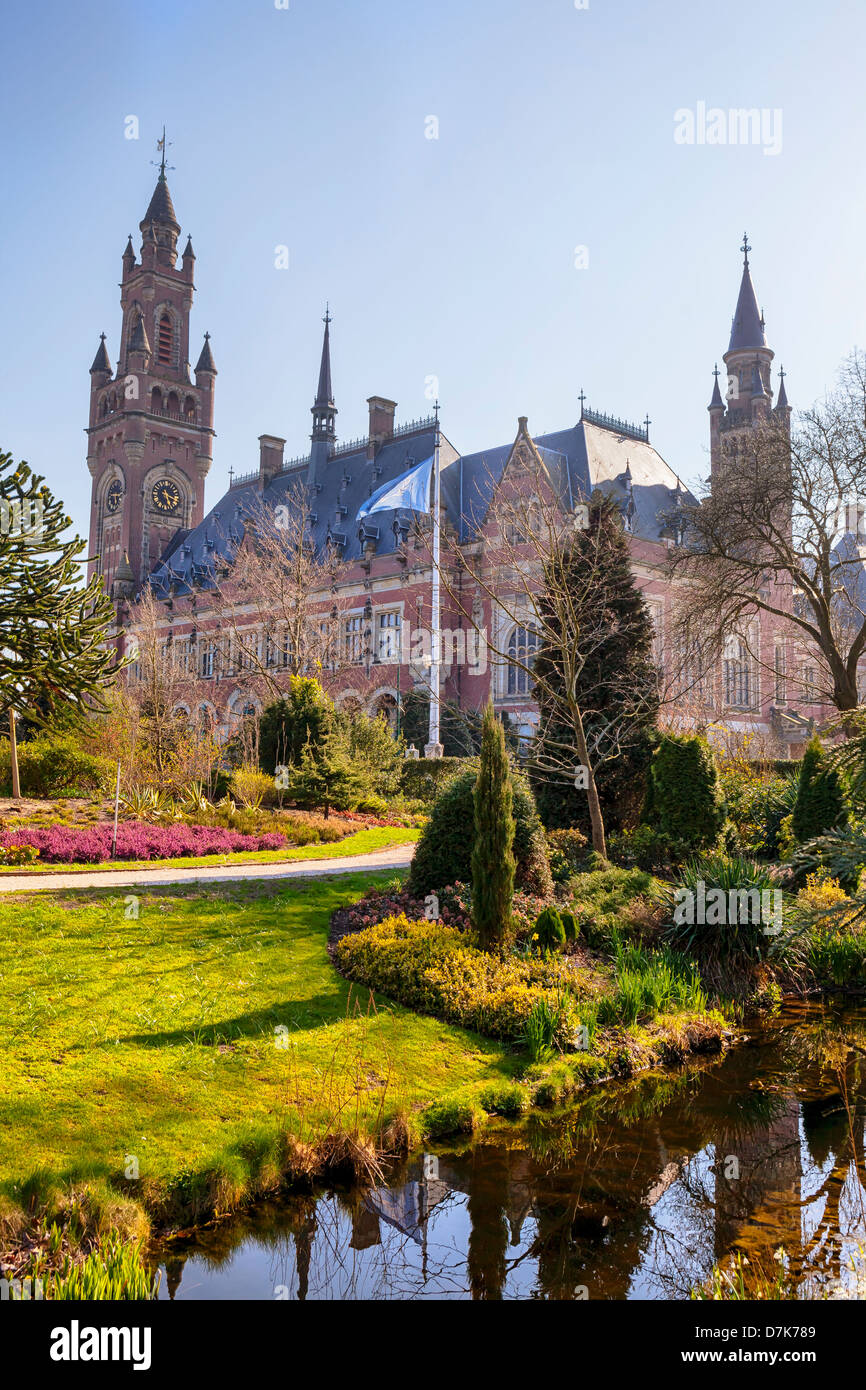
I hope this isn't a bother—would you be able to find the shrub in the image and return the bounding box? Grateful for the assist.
[546,827,589,884]
[792,735,848,843]
[229,764,276,810]
[421,1098,479,1140]
[259,678,333,775]
[408,765,553,900]
[336,913,580,1041]
[478,1082,529,1118]
[0,822,288,864]
[471,703,516,951]
[644,734,726,852]
[608,823,687,872]
[663,854,797,976]
[399,756,471,804]
[0,734,112,798]
[597,942,706,1025]
[336,709,404,800]
[534,905,566,953]
[0,842,39,866]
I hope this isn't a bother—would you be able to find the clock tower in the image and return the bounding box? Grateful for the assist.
[86,142,216,596]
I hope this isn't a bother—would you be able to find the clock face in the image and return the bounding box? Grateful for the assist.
[106,479,124,514]
[151,478,181,515]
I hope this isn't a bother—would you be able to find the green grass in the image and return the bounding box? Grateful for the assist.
[0,870,520,1199]
[0,826,419,875]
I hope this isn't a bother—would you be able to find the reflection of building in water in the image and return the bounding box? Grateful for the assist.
[364,1172,450,1246]
[713,1096,803,1261]
[349,1203,382,1252]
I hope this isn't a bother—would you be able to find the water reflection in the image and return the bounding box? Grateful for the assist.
[154,1001,866,1300]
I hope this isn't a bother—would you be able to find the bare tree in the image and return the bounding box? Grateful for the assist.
[207,488,353,702]
[669,349,866,716]
[436,429,660,854]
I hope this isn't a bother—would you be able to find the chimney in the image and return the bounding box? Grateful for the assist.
[258,434,286,484]
[367,396,397,458]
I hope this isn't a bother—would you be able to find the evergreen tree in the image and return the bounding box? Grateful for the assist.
[285,730,365,819]
[0,450,117,718]
[792,734,848,842]
[471,703,516,951]
[530,494,660,833]
[645,733,726,851]
[259,677,333,774]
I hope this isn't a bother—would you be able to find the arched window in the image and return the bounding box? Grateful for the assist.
[151,387,163,414]
[166,391,180,417]
[507,624,539,696]
[183,396,196,422]
[371,693,398,732]
[157,312,173,366]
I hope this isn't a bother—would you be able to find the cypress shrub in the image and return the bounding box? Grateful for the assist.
[646,733,725,851]
[791,735,848,842]
[534,905,566,952]
[471,703,516,951]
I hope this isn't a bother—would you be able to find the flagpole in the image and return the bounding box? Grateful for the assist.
[425,401,443,757]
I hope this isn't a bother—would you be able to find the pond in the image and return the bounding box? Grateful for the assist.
[152,1000,866,1300]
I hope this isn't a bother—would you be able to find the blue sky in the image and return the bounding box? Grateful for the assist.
[1,0,864,544]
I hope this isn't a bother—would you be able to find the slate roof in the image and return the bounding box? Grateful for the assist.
[141,172,180,232]
[148,414,695,600]
[728,262,767,352]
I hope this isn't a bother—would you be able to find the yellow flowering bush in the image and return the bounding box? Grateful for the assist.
[336,913,587,1041]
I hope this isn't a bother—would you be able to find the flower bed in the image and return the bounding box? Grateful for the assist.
[336,912,591,1041]
[0,822,288,865]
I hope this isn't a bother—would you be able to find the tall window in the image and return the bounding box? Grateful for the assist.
[724,636,752,708]
[157,312,173,366]
[507,624,539,696]
[200,642,215,679]
[377,611,401,663]
[344,615,364,665]
[774,645,787,703]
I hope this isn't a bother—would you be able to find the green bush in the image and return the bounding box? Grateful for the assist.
[422,1098,480,1140]
[408,764,553,899]
[259,678,333,775]
[228,764,276,810]
[399,756,470,803]
[534,905,566,952]
[608,823,687,871]
[478,1082,529,1118]
[0,735,112,798]
[792,735,848,843]
[546,827,589,884]
[663,854,798,977]
[644,734,725,851]
[336,913,579,1041]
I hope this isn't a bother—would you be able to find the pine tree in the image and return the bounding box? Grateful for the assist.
[792,734,848,842]
[530,494,660,834]
[0,449,118,725]
[286,730,365,819]
[259,676,333,774]
[471,702,516,951]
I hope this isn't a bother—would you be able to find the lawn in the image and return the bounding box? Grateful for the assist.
[0,871,519,1206]
[0,825,419,874]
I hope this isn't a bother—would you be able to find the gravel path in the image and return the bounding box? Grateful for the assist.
[0,843,415,894]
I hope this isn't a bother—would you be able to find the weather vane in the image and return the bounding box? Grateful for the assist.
[741,231,751,266]
[152,126,175,178]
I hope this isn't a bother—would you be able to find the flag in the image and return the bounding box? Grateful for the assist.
[356,455,434,520]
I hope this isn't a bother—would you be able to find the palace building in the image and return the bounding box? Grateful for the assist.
[87,167,822,753]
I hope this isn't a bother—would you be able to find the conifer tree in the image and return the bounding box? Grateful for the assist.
[530,494,660,834]
[0,449,118,722]
[471,702,516,951]
[792,734,848,842]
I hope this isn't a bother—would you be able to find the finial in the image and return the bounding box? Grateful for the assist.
[152,126,175,178]
[713,363,720,379]
[644,413,651,439]
[323,302,331,326]
[740,231,751,267]
[779,366,786,380]
[228,465,234,485]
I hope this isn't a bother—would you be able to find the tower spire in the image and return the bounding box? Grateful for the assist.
[314,304,335,408]
[309,308,337,484]
[728,235,767,352]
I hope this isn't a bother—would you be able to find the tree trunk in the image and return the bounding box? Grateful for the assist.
[9,709,20,800]
[572,706,606,857]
